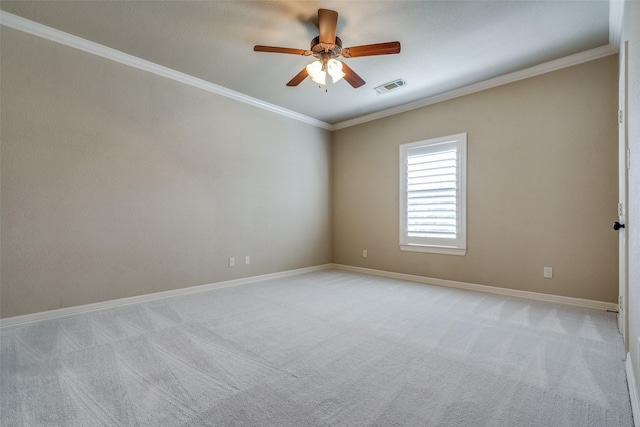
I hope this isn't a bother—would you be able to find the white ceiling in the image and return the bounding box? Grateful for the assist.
[0,1,617,127]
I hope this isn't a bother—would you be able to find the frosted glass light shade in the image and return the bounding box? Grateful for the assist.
[327,59,345,83]
[306,61,326,85]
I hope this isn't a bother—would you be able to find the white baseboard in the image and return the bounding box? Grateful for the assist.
[331,264,618,312]
[0,264,334,328]
[1,263,617,328]
[627,354,640,427]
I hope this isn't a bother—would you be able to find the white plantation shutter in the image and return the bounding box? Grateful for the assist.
[407,148,457,238]
[400,134,466,255]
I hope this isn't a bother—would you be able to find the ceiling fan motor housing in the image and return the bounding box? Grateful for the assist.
[311,36,342,58]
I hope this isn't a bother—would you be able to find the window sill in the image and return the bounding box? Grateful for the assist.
[400,244,466,256]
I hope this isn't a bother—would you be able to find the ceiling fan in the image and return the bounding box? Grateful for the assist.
[254,9,401,88]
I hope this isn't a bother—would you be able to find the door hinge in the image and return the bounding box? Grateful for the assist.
[618,202,623,217]
[619,110,624,124]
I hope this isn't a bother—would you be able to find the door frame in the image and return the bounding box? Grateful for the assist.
[618,40,630,349]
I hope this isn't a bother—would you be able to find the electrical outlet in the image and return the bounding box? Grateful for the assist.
[245,256,250,265]
[229,257,235,267]
[543,266,553,279]
[362,249,368,258]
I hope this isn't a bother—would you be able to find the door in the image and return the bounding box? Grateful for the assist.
[618,41,629,348]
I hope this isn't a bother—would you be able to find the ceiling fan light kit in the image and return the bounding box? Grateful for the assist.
[306,56,345,85]
[253,9,400,89]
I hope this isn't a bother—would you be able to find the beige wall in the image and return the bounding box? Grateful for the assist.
[333,55,619,303]
[0,28,333,318]
[0,23,621,319]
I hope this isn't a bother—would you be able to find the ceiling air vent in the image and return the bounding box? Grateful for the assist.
[374,79,407,94]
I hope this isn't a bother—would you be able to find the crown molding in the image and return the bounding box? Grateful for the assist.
[0,11,333,131]
[0,10,619,133]
[332,44,617,130]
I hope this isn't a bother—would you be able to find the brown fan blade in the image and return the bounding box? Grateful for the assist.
[254,46,312,56]
[286,67,309,86]
[318,9,338,45]
[341,42,401,58]
[341,62,365,88]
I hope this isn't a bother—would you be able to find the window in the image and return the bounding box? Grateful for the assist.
[399,133,467,255]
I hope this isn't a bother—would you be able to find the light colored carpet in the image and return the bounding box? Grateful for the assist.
[0,270,633,426]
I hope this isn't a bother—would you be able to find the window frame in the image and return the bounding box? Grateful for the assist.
[399,133,467,256]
